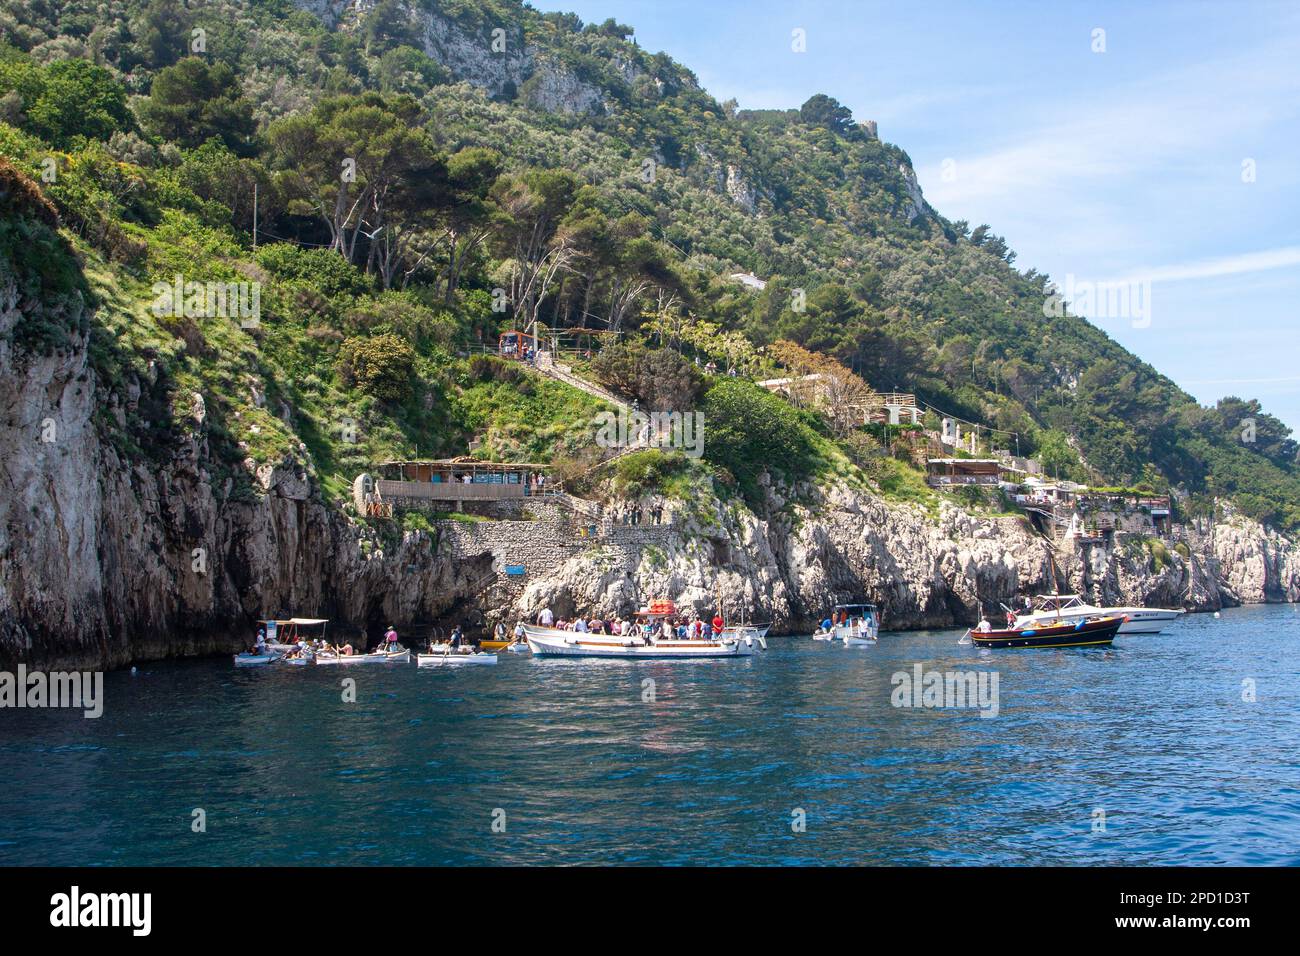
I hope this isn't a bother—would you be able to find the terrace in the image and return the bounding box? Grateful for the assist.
[353,458,548,515]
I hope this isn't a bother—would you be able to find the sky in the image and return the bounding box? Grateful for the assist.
[543,0,1300,431]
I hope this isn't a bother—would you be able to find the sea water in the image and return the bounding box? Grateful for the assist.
[1,603,1297,865]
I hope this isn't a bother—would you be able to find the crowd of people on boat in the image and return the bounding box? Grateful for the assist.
[250,623,404,660]
[534,605,726,641]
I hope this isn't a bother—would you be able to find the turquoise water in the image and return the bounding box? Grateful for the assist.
[2,604,1298,865]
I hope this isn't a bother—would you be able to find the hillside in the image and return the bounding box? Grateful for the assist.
[5,0,1300,668]
[4,0,1297,532]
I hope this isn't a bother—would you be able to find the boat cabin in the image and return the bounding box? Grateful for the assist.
[1031,595,1089,614]
[831,603,878,625]
[262,618,329,644]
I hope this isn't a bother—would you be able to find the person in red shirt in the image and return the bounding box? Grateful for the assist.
[711,613,724,636]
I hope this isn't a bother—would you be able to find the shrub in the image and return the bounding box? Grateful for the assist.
[255,243,371,298]
[699,378,820,495]
[612,448,688,496]
[591,340,703,411]
[0,156,58,227]
[338,333,416,402]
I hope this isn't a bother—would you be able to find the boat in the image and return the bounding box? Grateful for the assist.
[505,640,531,654]
[314,646,411,665]
[970,614,1125,649]
[828,604,879,646]
[417,644,498,666]
[723,622,771,641]
[525,625,762,658]
[1013,594,1184,634]
[479,639,514,651]
[260,617,331,655]
[233,652,277,667]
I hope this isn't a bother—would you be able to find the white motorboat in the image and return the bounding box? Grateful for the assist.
[723,622,771,641]
[417,645,498,666]
[828,603,879,646]
[524,624,762,658]
[1014,594,1184,635]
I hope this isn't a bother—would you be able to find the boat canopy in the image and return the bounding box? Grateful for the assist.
[834,604,878,614]
[1033,595,1087,611]
[263,618,329,626]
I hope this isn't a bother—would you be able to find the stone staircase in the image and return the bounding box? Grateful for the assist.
[535,351,629,409]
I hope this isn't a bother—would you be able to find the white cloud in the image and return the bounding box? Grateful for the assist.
[1110,246,1300,284]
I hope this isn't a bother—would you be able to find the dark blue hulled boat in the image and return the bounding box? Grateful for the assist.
[970,614,1125,649]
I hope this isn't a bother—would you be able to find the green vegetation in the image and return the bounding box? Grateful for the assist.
[2,0,1299,530]
[612,448,692,498]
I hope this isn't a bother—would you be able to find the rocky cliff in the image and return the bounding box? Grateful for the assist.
[506,478,1299,633]
[6,259,1300,670]
[0,277,486,669]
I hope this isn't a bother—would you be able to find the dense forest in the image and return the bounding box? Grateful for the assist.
[3,0,1300,528]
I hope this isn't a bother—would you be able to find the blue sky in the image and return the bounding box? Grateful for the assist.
[546,0,1300,431]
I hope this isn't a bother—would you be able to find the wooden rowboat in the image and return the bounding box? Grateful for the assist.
[970,614,1125,649]
[314,647,411,665]
[417,647,498,666]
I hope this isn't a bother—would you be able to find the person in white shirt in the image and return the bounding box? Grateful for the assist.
[538,606,554,627]
[976,617,992,633]
[575,617,588,633]
[514,621,525,640]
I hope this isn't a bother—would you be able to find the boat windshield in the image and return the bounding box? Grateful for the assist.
[1033,596,1083,612]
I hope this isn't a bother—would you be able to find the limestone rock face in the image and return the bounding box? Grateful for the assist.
[492,480,1287,635]
[5,284,1300,666]
[520,61,606,116]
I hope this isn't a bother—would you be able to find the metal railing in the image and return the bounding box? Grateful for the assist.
[375,479,528,501]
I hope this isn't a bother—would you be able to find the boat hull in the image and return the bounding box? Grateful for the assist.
[417,652,498,666]
[838,622,879,645]
[524,625,758,658]
[314,649,410,665]
[233,653,276,667]
[972,615,1124,649]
